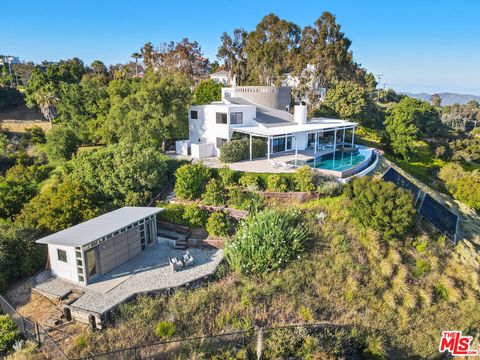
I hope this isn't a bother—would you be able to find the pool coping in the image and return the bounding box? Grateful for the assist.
[291,147,374,178]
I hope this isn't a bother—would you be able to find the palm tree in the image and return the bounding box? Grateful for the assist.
[91,60,105,75]
[34,86,58,128]
[131,52,142,76]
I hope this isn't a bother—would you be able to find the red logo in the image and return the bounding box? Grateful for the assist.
[439,331,478,356]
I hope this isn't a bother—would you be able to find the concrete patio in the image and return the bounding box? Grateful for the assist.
[34,239,223,316]
[203,148,338,173]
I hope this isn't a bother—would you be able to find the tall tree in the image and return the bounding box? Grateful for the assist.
[131,52,142,76]
[217,28,248,85]
[298,12,356,92]
[244,14,300,85]
[91,60,106,75]
[431,93,442,107]
[34,84,58,127]
[192,79,222,105]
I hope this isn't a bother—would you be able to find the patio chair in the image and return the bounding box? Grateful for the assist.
[269,160,281,168]
[182,251,194,267]
[280,161,296,169]
[169,257,184,272]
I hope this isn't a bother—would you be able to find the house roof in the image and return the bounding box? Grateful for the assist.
[210,70,229,77]
[226,97,295,128]
[232,118,358,137]
[36,207,164,247]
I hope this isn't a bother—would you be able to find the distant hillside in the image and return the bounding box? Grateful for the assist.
[401,92,480,106]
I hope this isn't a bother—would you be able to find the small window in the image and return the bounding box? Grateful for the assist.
[230,112,243,125]
[57,249,67,263]
[190,110,198,119]
[216,138,228,148]
[77,259,82,266]
[78,275,84,282]
[216,112,227,124]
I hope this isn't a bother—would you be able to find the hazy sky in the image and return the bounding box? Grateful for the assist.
[1,0,479,95]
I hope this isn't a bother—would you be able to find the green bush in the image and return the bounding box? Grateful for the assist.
[218,166,237,187]
[219,138,267,163]
[266,174,289,192]
[227,188,263,211]
[155,320,176,340]
[293,165,316,192]
[45,127,79,164]
[238,173,262,190]
[202,178,226,206]
[206,211,231,237]
[345,177,416,240]
[316,180,343,196]
[182,204,208,228]
[157,203,186,225]
[225,209,310,275]
[174,162,211,200]
[0,315,21,354]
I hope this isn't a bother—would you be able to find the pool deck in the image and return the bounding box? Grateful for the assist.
[33,239,223,316]
[203,148,338,173]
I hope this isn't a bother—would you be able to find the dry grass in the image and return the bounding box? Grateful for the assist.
[1,120,50,133]
[60,195,479,359]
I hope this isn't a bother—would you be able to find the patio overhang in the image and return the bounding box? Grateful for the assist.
[231,118,358,163]
[232,118,358,138]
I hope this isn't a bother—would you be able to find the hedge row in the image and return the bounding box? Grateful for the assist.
[219,138,267,163]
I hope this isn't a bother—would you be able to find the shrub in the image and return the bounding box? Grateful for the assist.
[155,320,176,340]
[206,211,231,237]
[158,203,186,225]
[25,126,46,145]
[182,204,208,228]
[219,138,267,163]
[345,177,416,240]
[238,173,262,190]
[225,209,310,275]
[0,315,21,354]
[218,166,237,187]
[316,181,343,196]
[45,127,79,164]
[174,162,211,200]
[266,174,289,192]
[202,178,226,206]
[227,188,263,211]
[293,166,316,192]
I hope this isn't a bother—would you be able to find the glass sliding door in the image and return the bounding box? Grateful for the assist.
[271,137,285,153]
[286,136,293,151]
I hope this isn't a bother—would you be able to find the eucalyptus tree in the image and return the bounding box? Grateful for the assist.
[217,28,248,85]
[244,13,301,85]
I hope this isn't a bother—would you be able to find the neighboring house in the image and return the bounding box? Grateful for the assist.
[209,69,231,86]
[179,86,357,161]
[0,55,20,66]
[36,207,163,285]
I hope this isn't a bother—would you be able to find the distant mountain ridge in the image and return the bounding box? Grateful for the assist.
[401,92,480,106]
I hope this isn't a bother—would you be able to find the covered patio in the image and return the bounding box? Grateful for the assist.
[232,118,358,166]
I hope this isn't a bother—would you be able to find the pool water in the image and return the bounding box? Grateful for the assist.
[290,149,372,171]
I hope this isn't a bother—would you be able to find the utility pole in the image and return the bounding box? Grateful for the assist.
[376,74,383,100]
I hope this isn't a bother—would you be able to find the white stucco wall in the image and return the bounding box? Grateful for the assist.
[49,244,80,283]
[188,104,257,157]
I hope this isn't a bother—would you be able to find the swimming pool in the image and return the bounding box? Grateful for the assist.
[289,148,372,172]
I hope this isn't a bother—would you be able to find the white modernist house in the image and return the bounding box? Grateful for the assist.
[36,207,163,285]
[178,86,358,161]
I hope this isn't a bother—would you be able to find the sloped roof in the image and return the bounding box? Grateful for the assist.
[36,207,164,247]
[210,70,229,77]
[226,97,295,128]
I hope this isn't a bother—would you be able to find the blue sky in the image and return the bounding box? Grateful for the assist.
[1,0,479,95]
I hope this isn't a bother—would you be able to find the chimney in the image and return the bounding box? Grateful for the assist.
[294,104,307,125]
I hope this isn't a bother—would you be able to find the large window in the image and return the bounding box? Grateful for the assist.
[271,135,293,153]
[230,112,243,125]
[57,249,67,263]
[190,110,198,119]
[216,112,227,124]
